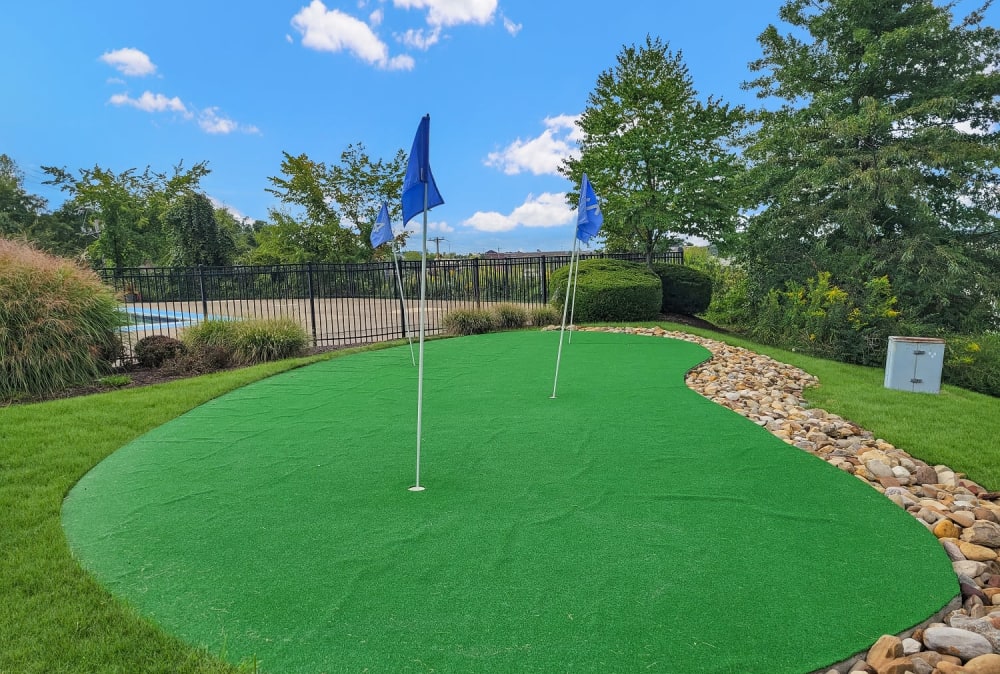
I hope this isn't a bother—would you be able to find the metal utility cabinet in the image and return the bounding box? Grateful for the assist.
[884,336,946,394]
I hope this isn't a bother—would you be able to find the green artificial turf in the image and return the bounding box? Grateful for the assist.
[62,331,956,673]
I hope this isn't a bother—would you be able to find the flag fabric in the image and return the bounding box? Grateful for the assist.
[370,202,393,248]
[576,173,603,243]
[402,115,444,226]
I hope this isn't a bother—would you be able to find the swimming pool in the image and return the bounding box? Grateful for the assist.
[119,306,227,332]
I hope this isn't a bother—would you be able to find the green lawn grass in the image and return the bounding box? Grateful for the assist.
[1,326,994,673]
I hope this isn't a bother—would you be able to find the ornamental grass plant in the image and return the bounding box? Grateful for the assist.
[0,238,122,401]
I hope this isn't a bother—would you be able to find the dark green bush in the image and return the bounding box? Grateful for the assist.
[492,303,529,330]
[549,259,661,322]
[442,309,497,335]
[944,333,1000,398]
[0,238,122,400]
[529,305,562,327]
[134,335,187,368]
[651,263,713,315]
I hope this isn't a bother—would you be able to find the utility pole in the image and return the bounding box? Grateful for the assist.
[429,236,446,257]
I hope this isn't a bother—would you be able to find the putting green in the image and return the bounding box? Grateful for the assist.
[62,331,956,673]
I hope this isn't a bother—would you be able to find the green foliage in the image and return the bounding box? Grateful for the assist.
[563,36,745,259]
[232,318,309,365]
[165,192,234,267]
[182,318,307,365]
[740,0,1000,334]
[650,263,712,315]
[0,239,122,401]
[98,374,132,387]
[529,305,562,327]
[442,309,497,335]
[491,303,529,330]
[549,258,662,322]
[943,334,1000,398]
[683,255,752,328]
[134,335,187,368]
[749,272,901,366]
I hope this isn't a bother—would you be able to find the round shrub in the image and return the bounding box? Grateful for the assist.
[134,335,187,368]
[651,263,713,316]
[549,258,662,322]
[0,238,122,400]
[233,317,309,365]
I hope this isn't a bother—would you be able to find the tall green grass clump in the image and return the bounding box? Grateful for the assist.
[0,238,122,400]
[549,259,661,322]
[529,305,561,327]
[491,303,529,330]
[183,317,308,365]
[442,309,497,335]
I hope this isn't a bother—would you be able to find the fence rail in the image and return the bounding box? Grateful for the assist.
[99,251,683,359]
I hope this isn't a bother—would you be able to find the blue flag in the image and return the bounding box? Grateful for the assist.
[402,114,444,226]
[576,173,603,243]
[370,202,393,248]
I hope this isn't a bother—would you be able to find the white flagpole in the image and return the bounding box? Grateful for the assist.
[551,236,580,399]
[567,245,583,344]
[392,248,415,366]
[410,181,429,492]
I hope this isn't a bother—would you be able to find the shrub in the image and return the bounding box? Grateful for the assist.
[651,263,713,315]
[0,238,122,400]
[944,333,1000,398]
[442,309,497,335]
[134,335,187,368]
[549,258,661,322]
[492,303,529,330]
[684,256,752,328]
[749,272,901,367]
[529,305,562,327]
[159,344,233,377]
[232,317,309,365]
[181,319,238,351]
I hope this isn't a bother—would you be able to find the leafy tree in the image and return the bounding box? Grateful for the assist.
[0,154,46,237]
[562,36,746,263]
[243,210,346,264]
[43,161,210,269]
[164,191,234,266]
[266,143,408,262]
[740,0,1000,333]
[214,207,257,262]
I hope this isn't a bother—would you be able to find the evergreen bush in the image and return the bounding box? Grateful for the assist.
[651,263,713,315]
[549,259,661,322]
[0,238,122,400]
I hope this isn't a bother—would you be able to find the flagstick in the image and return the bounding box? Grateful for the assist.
[567,245,582,344]
[410,182,429,492]
[550,236,580,399]
[392,247,415,366]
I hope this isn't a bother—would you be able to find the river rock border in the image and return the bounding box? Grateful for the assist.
[569,326,1000,674]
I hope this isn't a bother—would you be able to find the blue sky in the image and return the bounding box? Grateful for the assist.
[3,1,994,255]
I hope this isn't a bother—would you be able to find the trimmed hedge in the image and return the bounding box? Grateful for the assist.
[549,259,662,322]
[651,263,713,316]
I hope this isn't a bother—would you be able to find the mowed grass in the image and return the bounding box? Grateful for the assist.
[1,327,996,673]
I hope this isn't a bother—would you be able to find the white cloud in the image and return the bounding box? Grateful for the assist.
[485,115,581,176]
[463,193,573,232]
[199,107,260,135]
[393,0,497,27]
[398,26,442,50]
[291,0,414,71]
[369,8,384,25]
[502,15,522,36]
[99,48,157,77]
[404,219,454,234]
[109,91,189,115]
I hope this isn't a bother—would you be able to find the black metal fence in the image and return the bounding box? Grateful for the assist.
[99,251,683,357]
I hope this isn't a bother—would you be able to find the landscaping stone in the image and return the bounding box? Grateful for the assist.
[923,626,993,660]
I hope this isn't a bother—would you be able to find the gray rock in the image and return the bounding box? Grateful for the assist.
[923,625,992,660]
[963,521,1000,548]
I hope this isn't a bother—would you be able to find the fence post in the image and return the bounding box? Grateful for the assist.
[395,258,408,339]
[198,266,209,320]
[306,262,318,346]
[472,257,481,309]
[540,256,548,304]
